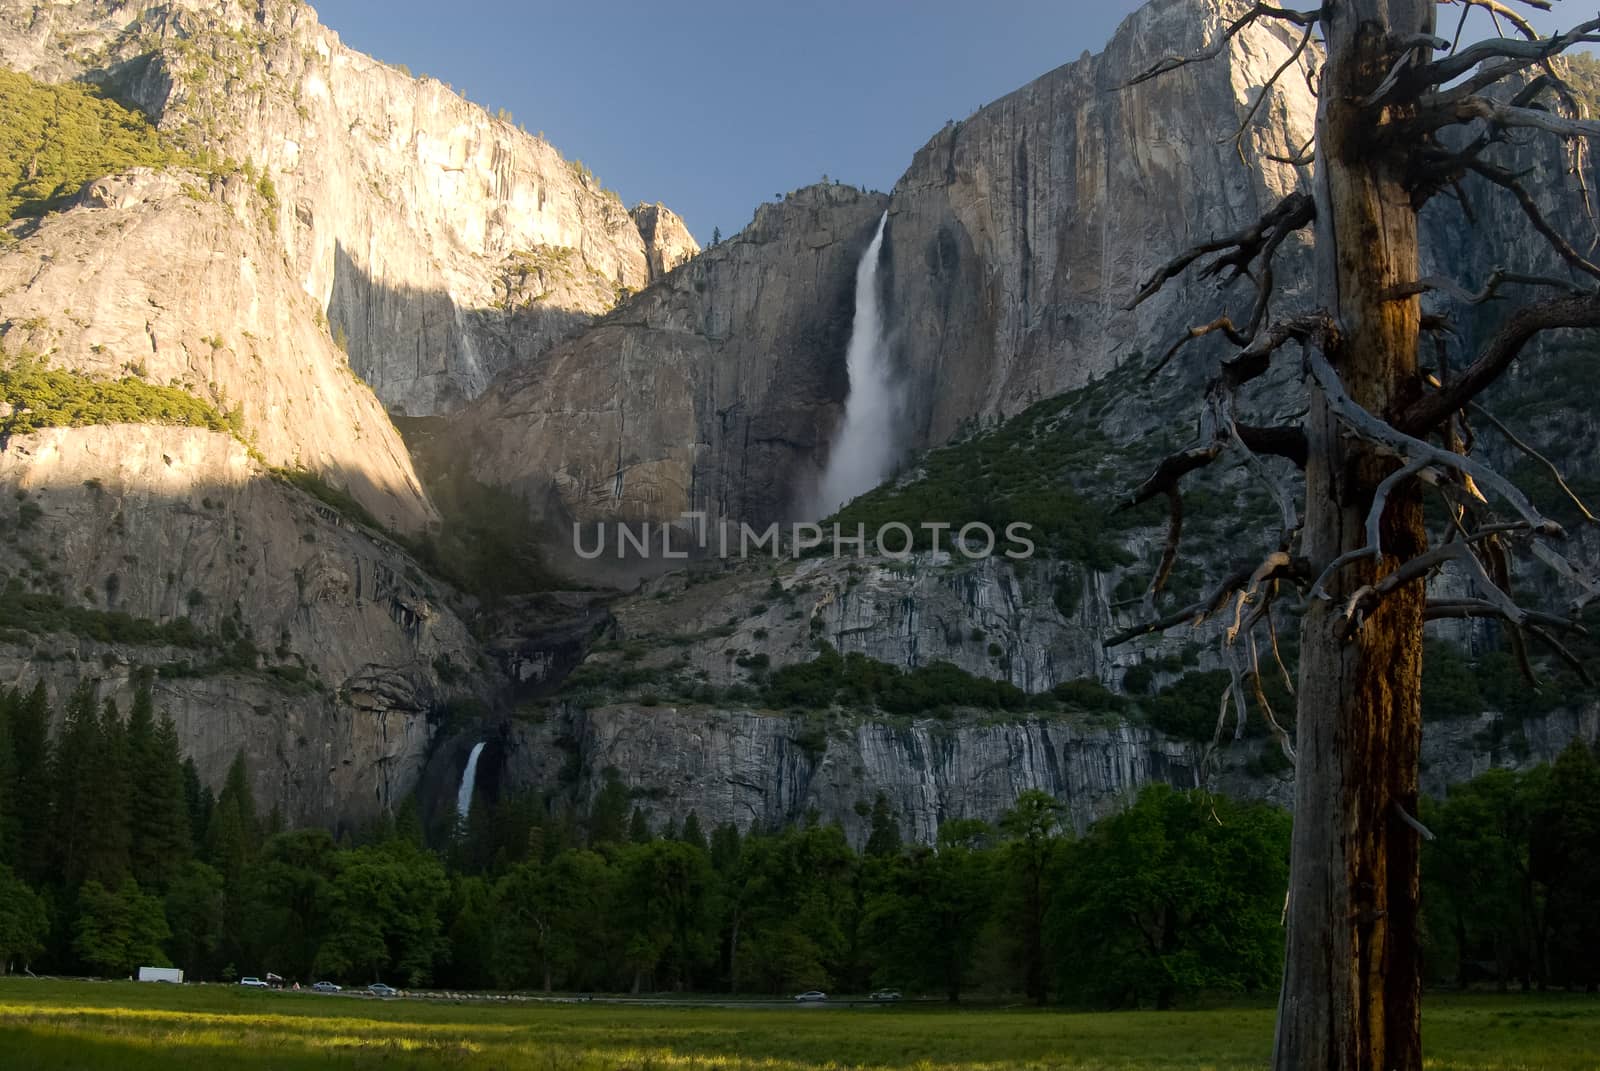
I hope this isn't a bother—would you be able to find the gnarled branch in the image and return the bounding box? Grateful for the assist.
[1399,289,1600,434]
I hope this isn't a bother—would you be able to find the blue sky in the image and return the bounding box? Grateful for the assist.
[308,0,1147,245]
[308,2,1580,247]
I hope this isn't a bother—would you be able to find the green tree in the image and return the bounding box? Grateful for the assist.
[492,849,617,991]
[54,686,131,887]
[163,860,225,980]
[0,864,47,974]
[679,811,707,853]
[997,790,1066,1003]
[127,684,191,889]
[8,683,52,884]
[1531,741,1600,990]
[1048,786,1289,1009]
[588,772,630,848]
[864,793,902,859]
[615,840,713,992]
[73,878,170,977]
[204,750,259,881]
[315,843,448,986]
[0,690,16,865]
[863,822,994,1002]
[238,829,343,981]
[628,807,653,845]
[1422,767,1544,990]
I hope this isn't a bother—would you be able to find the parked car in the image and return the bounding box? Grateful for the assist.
[870,989,902,1002]
[238,977,270,989]
[367,983,399,997]
[793,990,828,1003]
[311,981,341,993]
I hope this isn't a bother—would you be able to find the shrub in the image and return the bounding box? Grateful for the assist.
[1,70,189,220]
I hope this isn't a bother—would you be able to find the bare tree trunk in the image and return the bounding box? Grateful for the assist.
[1275,4,1432,1069]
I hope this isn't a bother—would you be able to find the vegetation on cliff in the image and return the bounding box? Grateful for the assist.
[0,358,243,437]
[0,70,186,222]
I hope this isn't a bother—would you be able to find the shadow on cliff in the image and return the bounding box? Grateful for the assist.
[328,240,594,417]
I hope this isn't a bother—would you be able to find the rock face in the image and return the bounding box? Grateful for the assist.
[446,185,888,532]
[0,167,431,533]
[631,203,701,282]
[497,697,1598,848]
[0,426,484,824]
[0,0,677,415]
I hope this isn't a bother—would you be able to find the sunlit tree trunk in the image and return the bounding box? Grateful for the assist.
[1274,4,1433,1069]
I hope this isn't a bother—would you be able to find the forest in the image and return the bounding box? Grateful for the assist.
[0,678,1595,1003]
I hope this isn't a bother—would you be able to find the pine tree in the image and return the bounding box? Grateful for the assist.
[81,698,132,888]
[628,807,652,844]
[52,680,100,886]
[127,682,191,890]
[181,757,212,850]
[680,811,707,854]
[9,682,52,885]
[0,689,16,865]
[204,751,259,882]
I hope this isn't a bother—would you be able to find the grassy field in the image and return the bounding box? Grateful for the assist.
[0,981,1594,1070]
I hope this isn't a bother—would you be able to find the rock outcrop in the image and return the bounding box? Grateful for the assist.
[446,184,888,532]
[631,203,700,282]
[0,0,680,415]
[0,425,484,824]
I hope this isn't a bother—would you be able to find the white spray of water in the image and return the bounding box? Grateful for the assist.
[813,212,898,517]
[455,741,486,823]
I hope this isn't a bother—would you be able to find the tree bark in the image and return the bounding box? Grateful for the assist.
[1274,4,1432,1070]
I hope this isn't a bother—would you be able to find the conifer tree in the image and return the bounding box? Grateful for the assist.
[628,807,652,844]
[79,697,132,888]
[126,682,191,890]
[9,682,52,885]
[680,811,707,854]
[204,750,259,882]
[0,689,16,865]
[181,757,212,850]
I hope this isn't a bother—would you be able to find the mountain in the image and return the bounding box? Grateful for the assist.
[0,0,1595,838]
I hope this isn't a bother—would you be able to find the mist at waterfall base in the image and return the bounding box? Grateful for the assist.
[456,740,486,824]
[811,213,901,518]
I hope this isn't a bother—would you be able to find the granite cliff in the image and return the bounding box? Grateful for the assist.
[1,0,1595,839]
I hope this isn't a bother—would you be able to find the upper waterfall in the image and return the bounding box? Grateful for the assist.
[812,212,899,517]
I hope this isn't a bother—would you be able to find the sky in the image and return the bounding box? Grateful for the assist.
[307,0,1147,246]
[307,2,1583,248]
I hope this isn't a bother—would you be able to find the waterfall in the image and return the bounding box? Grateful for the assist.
[455,741,486,823]
[814,212,898,517]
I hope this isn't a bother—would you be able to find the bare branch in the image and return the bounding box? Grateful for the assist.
[1421,94,1600,141]
[1392,802,1437,842]
[1223,22,1317,147]
[1423,598,1582,633]
[1390,17,1600,102]
[1126,4,1322,87]
[1308,457,1435,600]
[1468,401,1599,524]
[1104,552,1301,648]
[1385,267,1590,304]
[1399,289,1600,434]
[1306,348,1564,538]
[1465,161,1600,283]
[1127,191,1314,310]
[1150,485,1185,599]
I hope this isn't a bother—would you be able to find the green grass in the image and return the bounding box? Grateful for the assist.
[0,981,1593,1070]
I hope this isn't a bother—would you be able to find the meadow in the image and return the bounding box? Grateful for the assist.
[0,981,1595,1070]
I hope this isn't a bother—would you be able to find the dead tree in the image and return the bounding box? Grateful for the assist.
[1110,3,1600,1069]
